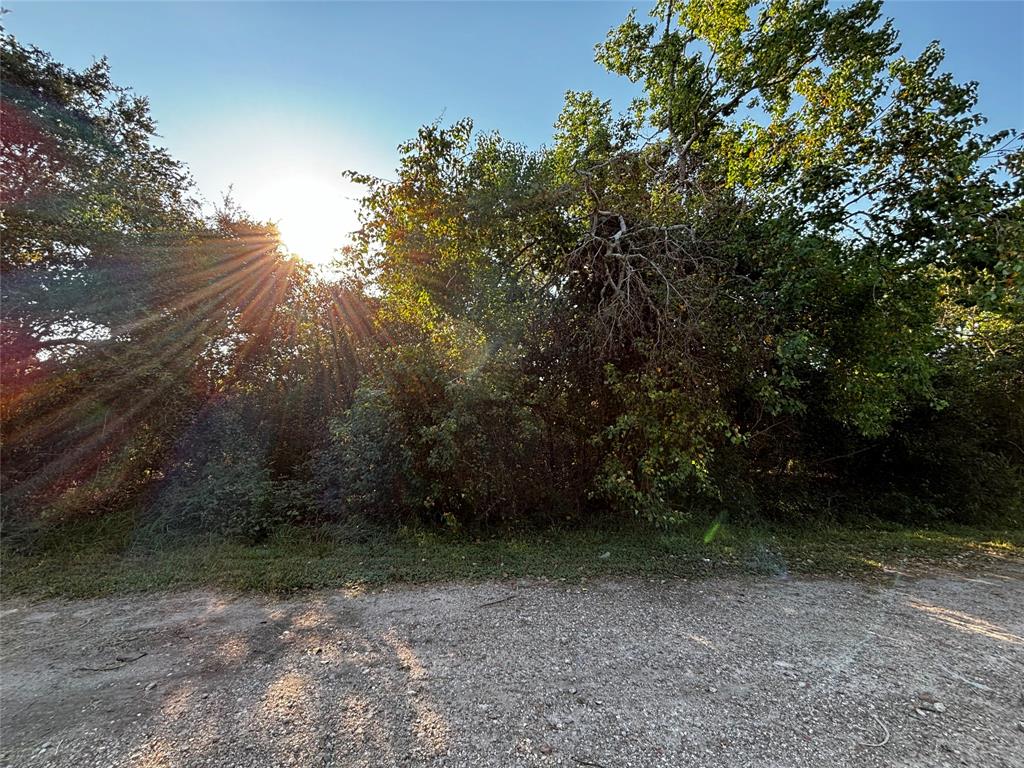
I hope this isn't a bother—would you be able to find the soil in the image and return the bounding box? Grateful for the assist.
[2,562,1023,767]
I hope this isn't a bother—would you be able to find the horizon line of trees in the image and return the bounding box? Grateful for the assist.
[2,0,1021,546]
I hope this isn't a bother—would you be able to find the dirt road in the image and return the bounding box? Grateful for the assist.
[2,564,1023,767]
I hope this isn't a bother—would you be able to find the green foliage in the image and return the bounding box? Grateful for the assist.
[4,513,1021,598]
[147,395,326,541]
[339,0,1022,528]
[4,2,1022,546]
[149,401,278,540]
[316,383,419,522]
[1,28,198,343]
[1,31,363,534]
[316,338,590,529]
[595,365,732,524]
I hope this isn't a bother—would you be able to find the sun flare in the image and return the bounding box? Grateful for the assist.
[268,174,360,266]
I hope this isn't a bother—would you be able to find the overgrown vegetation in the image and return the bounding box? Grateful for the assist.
[2,1,1022,578]
[2,509,1020,599]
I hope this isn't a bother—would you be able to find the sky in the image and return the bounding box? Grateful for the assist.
[4,1,1023,263]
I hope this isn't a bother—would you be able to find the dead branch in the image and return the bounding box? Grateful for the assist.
[477,595,517,609]
[564,208,726,353]
[75,652,147,672]
[855,714,890,748]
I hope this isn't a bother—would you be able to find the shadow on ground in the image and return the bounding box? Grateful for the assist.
[2,562,1023,767]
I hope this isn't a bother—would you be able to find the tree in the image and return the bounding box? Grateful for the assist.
[1,32,368,526]
[5,2,1020,536]
[343,0,1022,525]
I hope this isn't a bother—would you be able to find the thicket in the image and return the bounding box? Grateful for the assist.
[3,1,1022,548]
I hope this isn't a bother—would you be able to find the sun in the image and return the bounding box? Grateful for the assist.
[270,174,360,266]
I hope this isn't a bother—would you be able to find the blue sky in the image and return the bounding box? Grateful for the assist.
[4,1,1022,261]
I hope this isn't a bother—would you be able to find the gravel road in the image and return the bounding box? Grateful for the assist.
[2,563,1023,767]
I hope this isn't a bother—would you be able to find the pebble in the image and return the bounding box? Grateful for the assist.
[3,576,1019,767]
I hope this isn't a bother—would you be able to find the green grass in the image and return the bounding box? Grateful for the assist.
[2,511,1020,599]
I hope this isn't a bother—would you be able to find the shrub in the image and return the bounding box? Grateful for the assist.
[147,399,281,541]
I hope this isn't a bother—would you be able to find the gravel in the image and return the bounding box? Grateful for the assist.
[2,561,1022,767]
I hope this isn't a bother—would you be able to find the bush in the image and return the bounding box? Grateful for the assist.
[315,384,419,523]
[315,341,590,530]
[147,398,291,541]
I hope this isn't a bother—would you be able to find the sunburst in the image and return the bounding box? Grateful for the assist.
[270,173,359,266]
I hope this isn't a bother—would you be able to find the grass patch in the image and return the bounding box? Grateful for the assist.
[2,514,1021,599]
